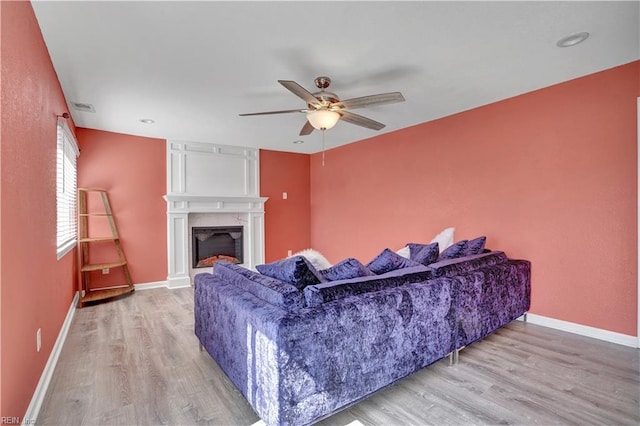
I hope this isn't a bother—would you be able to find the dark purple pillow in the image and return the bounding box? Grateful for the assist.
[256,255,324,290]
[407,242,439,265]
[367,248,422,275]
[438,240,468,261]
[462,236,487,256]
[320,258,374,281]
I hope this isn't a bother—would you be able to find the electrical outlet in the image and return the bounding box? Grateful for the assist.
[287,249,292,257]
[36,328,42,352]
[282,192,288,200]
[102,268,110,274]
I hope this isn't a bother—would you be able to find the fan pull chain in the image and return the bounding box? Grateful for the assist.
[322,129,326,167]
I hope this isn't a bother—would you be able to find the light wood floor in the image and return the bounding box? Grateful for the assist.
[38,287,640,426]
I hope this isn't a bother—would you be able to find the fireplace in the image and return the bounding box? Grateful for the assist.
[192,226,243,268]
[165,141,267,288]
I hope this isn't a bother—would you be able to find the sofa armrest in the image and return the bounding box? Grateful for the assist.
[213,261,305,311]
[194,272,290,423]
[429,251,508,277]
[455,259,531,348]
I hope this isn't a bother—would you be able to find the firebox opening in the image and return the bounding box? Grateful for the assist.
[192,226,243,268]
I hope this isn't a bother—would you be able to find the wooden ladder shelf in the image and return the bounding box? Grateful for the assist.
[77,188,134,307]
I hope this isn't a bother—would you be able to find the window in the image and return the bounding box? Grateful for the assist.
[56,121,79,259]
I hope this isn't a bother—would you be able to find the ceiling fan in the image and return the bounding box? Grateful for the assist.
[239,76,405,136]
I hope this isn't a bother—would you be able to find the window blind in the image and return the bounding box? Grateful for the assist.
[56,121,79,259]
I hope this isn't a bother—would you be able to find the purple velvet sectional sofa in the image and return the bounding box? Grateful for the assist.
[194,249,530,426]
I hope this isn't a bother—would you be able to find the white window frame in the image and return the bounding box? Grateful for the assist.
[56,120,79,259]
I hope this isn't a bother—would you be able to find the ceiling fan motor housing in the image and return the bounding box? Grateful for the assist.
[310,92,339,107]
[311,76,339,107]
[314,76,331,89]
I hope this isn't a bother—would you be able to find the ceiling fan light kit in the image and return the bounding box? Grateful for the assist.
[307,109,340,130]
[239,76,405,136]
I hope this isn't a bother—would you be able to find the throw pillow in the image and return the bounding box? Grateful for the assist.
[462,236,487,256]
[367,248,422,275]
[430,227,455,253]
[290,248,332,270]
[319,258,374,281]
[256,256,324,290]
[407,242,440,266]
[396,245,411,259]
[438,240,468,261]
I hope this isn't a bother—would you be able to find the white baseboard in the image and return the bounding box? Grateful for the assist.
[167,275,192,289]
[519,313,638,348]
[22,291,79,425]
[134,280,169,291]
[168,281,192,289]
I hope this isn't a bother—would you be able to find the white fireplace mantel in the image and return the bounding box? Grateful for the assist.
[165,195,268,213]
[164,141,268,288]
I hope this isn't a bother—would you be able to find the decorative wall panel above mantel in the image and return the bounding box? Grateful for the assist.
[167,141,259,197]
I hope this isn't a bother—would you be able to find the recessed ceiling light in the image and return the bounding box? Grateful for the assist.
[139,118,155,124]
[556,32,590,48]
[292,140,304,144]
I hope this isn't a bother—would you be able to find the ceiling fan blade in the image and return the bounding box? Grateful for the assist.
[334,92,405,110]
[278,80,320,106]
[339,110,386,131]
[239,108,305,116]
[299,120,315,136]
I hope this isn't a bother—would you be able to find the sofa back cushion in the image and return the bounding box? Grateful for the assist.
[256,255,324,290]
[437,240,468,261]
[429,251,508,277]
[461,236,487,256]
[367,248,422,274]
[319,258,374,281]
[304,265,431,307]
[407,242,440,265]
[214,261,305,311]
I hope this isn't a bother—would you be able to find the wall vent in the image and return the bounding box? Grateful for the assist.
[71,102,96,113]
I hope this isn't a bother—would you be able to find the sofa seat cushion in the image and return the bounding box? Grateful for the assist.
[213,261,305,310]
[256,255,325,290]
[429,251,508,278]
[304,265,431,307]
[320,258,374,281]
[367,248,422,275]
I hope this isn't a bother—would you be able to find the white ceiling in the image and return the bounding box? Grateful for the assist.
[32,1,639,154]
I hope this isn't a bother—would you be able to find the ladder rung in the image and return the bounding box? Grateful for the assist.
[81,261,127,272]
[79,237,119,243]
[80,286,134,303]
[79,213,112,217]
[78,188,107,192]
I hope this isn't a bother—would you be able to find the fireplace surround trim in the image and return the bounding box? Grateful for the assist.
[164,195,268,288]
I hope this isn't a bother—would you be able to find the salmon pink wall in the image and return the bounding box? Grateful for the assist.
[311,61,639,337]
[76,128,167,288]
[1,1,77,418]
[260,150,311,262]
